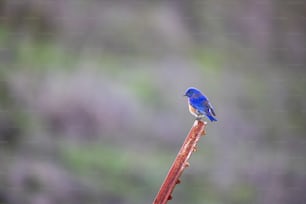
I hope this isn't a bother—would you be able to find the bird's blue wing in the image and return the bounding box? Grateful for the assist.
[207,101,216,116]
[190,98,208,114]
[193,99,216,116]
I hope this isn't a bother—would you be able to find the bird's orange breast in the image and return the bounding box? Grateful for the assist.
[188,104,198,117]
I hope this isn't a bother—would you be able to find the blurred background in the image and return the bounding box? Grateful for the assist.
[0,0,306,204]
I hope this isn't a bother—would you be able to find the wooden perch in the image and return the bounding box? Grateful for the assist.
[153,120,207,204]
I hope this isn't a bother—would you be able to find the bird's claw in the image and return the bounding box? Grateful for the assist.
[195,117,203,121]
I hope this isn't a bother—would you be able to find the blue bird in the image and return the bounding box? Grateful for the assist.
[184,87,217,122]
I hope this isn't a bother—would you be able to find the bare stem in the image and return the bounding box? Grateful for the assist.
[153,120,207,204]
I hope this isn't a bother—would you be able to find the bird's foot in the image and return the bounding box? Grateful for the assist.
[195,117,203,121]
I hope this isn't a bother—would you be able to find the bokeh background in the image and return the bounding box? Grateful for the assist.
[1,1,306,204]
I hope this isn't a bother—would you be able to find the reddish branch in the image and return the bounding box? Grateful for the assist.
[153,120,207,204]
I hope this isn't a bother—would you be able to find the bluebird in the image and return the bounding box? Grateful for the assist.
[184,87,217,122]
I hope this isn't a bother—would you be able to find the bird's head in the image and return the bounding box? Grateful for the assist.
[184,87,201,98]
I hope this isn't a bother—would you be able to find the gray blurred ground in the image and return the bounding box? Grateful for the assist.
[0,1,306,204]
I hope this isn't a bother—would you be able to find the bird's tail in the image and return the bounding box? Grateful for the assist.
[207,114,218,122]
